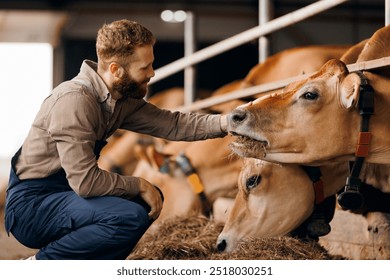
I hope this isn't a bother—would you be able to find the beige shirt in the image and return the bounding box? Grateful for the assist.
[15,60,226,199]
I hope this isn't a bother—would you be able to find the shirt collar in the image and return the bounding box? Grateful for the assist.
[75,60,116,113]
[78,60,110,103]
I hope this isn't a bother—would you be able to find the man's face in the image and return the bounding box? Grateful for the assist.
[114,45,155,100]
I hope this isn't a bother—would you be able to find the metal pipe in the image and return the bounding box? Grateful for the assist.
[150,0,349,85]
[175,55,390,112]
[184,11,196,106]
[258,0,271,63]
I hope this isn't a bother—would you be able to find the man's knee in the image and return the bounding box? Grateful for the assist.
[105,201,151,233]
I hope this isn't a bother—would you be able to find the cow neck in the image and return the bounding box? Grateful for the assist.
[337,70,375,211]
[298,165,333,238]
[300,165,325,204]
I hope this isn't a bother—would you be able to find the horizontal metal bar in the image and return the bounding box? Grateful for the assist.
[175,55,390,112]
[150,0,349,85]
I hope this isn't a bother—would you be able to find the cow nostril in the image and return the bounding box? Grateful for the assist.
[231,109,247,124]
[217,239,227,252]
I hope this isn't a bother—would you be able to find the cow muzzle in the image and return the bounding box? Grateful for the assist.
[216,239,227,252]
[229,108,249,130]
[228,108,268,143]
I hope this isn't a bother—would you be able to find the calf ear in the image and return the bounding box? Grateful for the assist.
[340,72,361,109]
[146,145,171,171]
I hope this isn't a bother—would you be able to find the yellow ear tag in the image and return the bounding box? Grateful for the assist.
[187,173,204,194]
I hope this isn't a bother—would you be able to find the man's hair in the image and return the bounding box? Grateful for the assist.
[96,19,156,69]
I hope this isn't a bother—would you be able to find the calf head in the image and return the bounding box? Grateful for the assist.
[132,136,242,224]
[217,158,348,253]
[228,59,364,165]
[132,144,202,224]
[217,159,315,253]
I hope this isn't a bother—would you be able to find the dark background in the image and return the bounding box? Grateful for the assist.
[0,0,386,96]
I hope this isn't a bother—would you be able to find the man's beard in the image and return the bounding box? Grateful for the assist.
[112,74,149,100]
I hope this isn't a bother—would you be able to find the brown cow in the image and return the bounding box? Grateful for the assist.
[242,45,351,88]
[216,157,390,259]
[228,25,390,166]
[131,135,242,228]
[225,27,390,257]
[227,25,390,214]
[216,158,348,252]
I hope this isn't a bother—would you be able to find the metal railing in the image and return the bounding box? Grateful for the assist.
[148,0,389,112]
[175,55,390,112]
[150,0,349,85]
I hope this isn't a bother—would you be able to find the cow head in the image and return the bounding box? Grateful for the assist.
[132,143,203,225]
[228,59,364,165]
[216,158,348,253]
[132,136,242,225]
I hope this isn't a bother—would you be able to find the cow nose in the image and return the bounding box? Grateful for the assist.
[217,239,227,252]
[230,108,247,124]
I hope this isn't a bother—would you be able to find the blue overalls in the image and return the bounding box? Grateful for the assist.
[4,143,160,260]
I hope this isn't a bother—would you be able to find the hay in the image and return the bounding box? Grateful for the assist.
[128,215,343,260]
[128,215,220,260]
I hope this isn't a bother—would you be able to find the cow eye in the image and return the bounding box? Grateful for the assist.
[246,175,261,190]
[302,91,318,100]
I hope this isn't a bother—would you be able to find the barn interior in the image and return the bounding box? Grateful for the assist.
[0,0,386,87]
[0,0,389,263]
[0,0,386,164]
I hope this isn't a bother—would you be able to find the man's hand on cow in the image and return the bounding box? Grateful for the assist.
[138,178,163,220]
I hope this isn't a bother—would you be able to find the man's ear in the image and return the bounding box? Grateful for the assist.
[109,62,124,78]
[340,72,361,109]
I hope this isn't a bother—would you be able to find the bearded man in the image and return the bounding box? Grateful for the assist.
[4,19,228,260]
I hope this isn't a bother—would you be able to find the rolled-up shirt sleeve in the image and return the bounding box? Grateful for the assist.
[46,93,140,198]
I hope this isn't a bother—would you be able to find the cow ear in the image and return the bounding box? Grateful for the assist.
[340,72,361,109]
[146,145,170,170]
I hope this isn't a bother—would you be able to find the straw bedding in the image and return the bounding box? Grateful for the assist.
[128,215,343,260]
